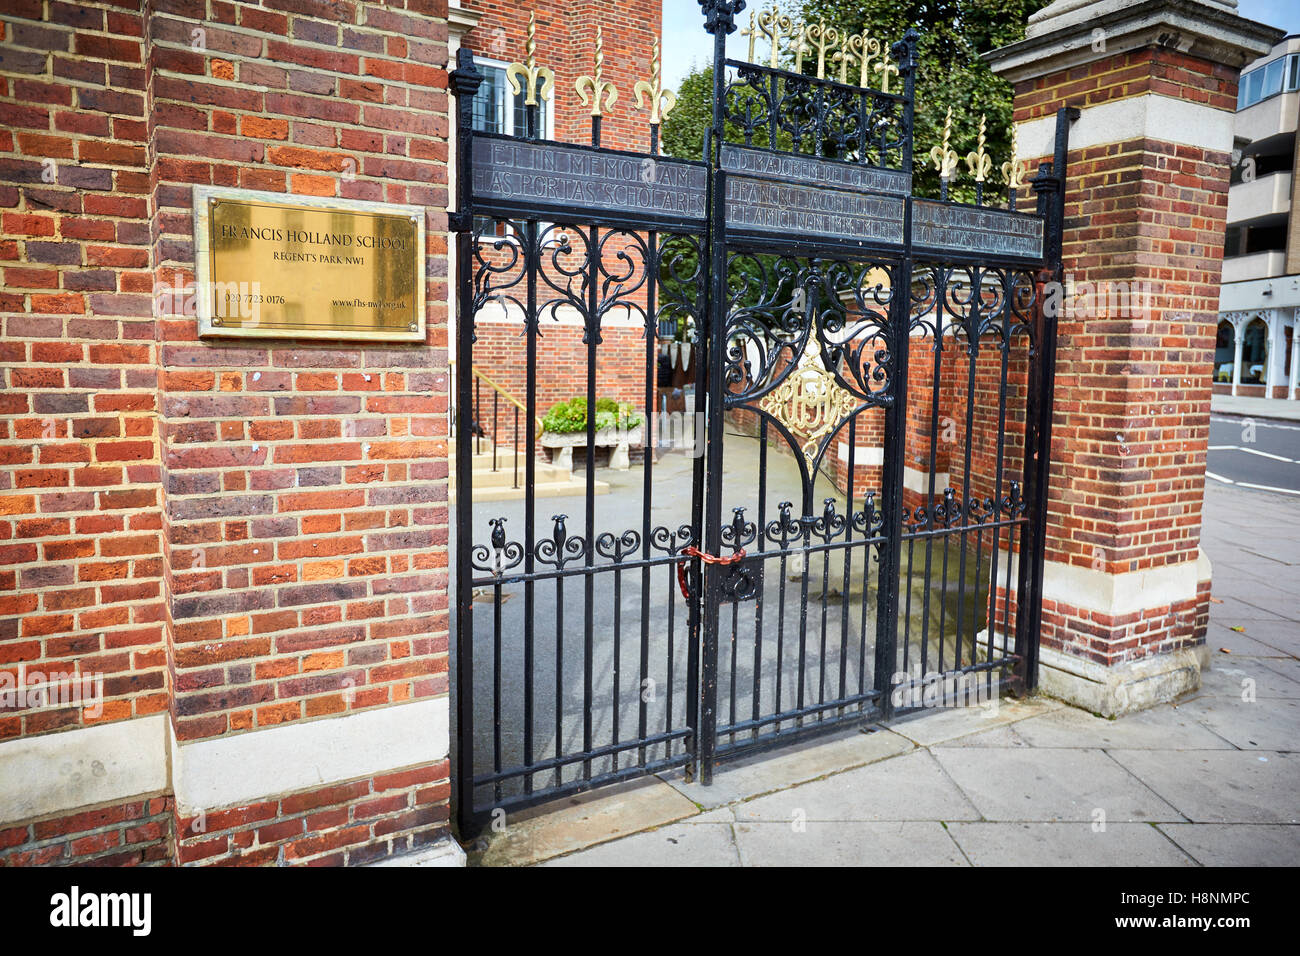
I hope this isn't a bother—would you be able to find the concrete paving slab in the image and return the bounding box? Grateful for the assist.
[1006,703,1235,750]
[658,725,914,809]
[946,822,1196,866]
[1197,661,1300,700]
[933,724,1033,748]
[735,750,982,823]
[1211,595,1290,623]
[931,747,1184,822]
[1108,750,1300,824]
[1156,824,1300,866]
[472,776,700,866]
[887,695,1060,747]
[1209,619,1300,656]
[734,821,968,866]
[1204,623,1293,658]
[1255,656,1300,692]
[540,822,741,867]
[1175,694,1300,751]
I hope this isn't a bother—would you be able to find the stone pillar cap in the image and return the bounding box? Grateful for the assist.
[987,0,1283,83]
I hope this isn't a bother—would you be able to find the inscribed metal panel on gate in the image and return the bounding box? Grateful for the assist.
[720,144,911,197]
[912,199,1044,259]
[725,175,904,244]
[471,137,707,220]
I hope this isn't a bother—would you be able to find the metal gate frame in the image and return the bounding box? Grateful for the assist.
[449,3,1074,836]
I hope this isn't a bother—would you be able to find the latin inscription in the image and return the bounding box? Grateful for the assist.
[471,139,707,219]
[721,144,910,197]
[725,176,904,244]
[913,200,1044,259]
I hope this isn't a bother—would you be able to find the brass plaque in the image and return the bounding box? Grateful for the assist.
[195,188,424,341]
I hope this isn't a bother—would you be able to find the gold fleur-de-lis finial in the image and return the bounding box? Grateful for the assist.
[832,31,862,84]
[965,114,993,183]
[575,26,618,116]
[873,46,899,93]
[841,32,882,88]
[634,37,677,124]
[506,13,555,107]
[805,20,839,80]
[740,9,758,63]
[929,107,959,180]
[1001,123,1030,190]
[757,5,792,70]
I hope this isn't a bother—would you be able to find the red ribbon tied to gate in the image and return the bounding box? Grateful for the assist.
[676,545,747,600]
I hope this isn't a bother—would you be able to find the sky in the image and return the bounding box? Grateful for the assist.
[660,0,1300,92]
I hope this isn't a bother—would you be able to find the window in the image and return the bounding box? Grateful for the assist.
[471,58,550,138]
[1263,57,1285,100]
[1224,226,1242,258]
[469,58,554,238]
[1238,54,1300,109]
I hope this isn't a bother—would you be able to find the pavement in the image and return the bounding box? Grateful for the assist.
[1210,394,1300,423]
[464,478,1300,867]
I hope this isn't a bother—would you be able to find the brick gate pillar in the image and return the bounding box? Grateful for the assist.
[987,0,1281,714]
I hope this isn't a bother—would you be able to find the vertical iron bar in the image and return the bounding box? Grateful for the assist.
[524,218,539,792]
[1014,106,1075,694]
[752,418,766,736]
[697,3,739,785]
[449,51,483,834]
[583,225,598,781]
[873,30,918,721]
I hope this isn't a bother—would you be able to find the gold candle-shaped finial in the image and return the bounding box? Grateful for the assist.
[873,46,899,93]
[740,9,758,63]
[929,107,959,181]
[792,21,808,73]
[804,20,839,80]
[758,5,792,70]
[1001,123,1030,191]
[634,37,677,125]
[576,25,619,116]
[506,12,555,106]
[966,114,992,183]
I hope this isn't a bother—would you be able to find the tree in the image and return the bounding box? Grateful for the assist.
[661,0,1049,203]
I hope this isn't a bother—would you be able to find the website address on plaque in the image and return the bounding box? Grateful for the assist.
[332,298,410,310]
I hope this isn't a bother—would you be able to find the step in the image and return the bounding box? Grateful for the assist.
[449,477,610,503]
[469,464,571,488]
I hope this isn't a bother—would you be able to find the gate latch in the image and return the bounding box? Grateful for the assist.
[676,545,746,600]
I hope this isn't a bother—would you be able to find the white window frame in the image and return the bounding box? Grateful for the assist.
[471,55,555,139]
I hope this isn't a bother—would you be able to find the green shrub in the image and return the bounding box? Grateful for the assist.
[542,396,643,434]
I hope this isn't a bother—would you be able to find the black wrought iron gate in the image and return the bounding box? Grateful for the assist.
[450,3,1073,835]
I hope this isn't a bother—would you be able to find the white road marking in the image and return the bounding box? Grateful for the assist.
[1205,471,1234,485]
[1239,447,1297,463]
[1206,445,1298,464]
[1236,481,1300,497]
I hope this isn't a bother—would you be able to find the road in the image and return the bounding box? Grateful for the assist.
[1207,414,1300,496]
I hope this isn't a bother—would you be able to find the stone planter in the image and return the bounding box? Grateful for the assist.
[541,424,644,471]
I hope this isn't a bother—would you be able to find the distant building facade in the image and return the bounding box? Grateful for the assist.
[1217,35,1300,400]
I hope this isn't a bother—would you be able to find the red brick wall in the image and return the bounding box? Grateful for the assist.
[174,759,448,866]
[1008,50,1236,664]
[1,1,166,741]
[1,0,455,866]
[462,0,663,153]
[0,794,174,867]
